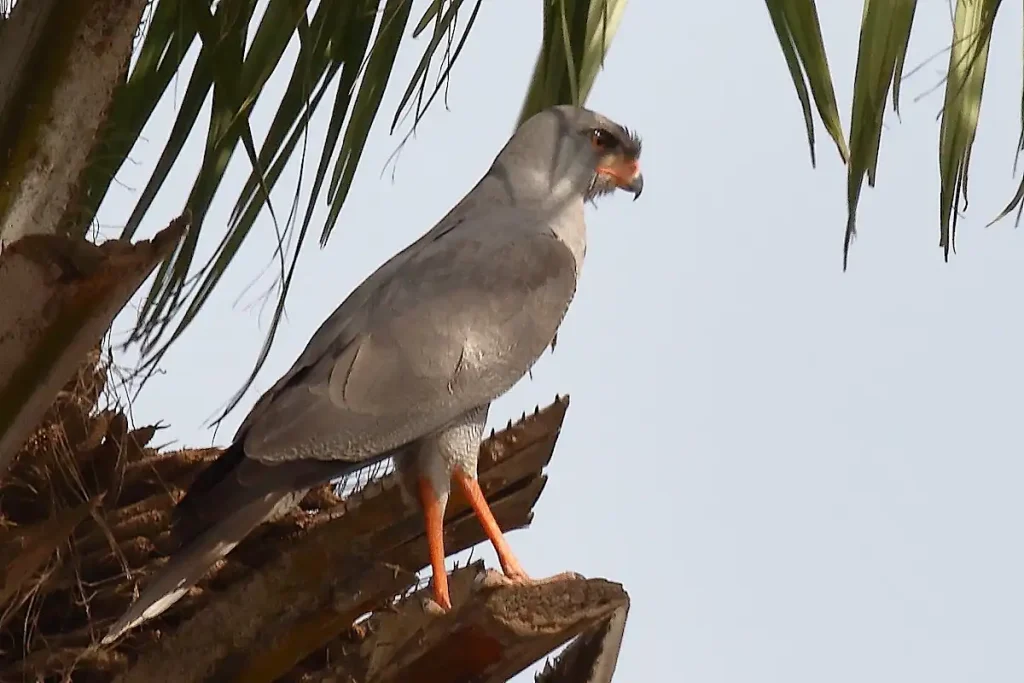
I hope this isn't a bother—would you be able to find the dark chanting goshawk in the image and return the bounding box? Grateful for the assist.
[103,104,644,643]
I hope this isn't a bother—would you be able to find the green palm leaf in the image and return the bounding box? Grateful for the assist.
[765,0,1010,265]
[76,0,627,410]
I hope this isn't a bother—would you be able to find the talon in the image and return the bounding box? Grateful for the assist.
[423,595,450,616]
[480,568,511,590]
[482,568,581,591]
[499,555,529,582]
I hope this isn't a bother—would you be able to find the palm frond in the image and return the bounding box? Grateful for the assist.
[518,0,628,125]
[765,0,1013,264]
[763,0,848,168]
[937,0,1000,258]
[75,0,626,414]
[844,0,917,266]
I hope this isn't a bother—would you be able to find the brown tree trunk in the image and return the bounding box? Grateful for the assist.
[0,0,183,478]
[0,0,147,246]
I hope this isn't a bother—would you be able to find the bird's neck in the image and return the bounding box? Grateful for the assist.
[472,168,588,271]
[548,198,587,272]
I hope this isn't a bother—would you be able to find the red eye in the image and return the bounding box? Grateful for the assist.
[589,128,617,150]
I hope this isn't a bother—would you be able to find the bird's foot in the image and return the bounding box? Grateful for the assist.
[479,567,583,591]
[423,569,583,614]
[421,577,453,616]
[421,595,450,616]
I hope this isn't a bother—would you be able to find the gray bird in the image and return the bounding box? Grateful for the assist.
[102,104,643,644]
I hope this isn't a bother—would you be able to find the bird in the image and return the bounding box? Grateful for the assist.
[101,104,643,644]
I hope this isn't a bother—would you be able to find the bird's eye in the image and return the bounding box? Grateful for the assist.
[589,128,617,151]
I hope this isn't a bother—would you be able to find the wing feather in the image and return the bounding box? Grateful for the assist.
[243,216,577,463]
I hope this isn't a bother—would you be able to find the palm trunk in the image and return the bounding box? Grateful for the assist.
[0,0,147,245]
[0,0,179,477]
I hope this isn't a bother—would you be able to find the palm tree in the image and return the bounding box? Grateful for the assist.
[765,0,1007,266]
[0,1,630,680]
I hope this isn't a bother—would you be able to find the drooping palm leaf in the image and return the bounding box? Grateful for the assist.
[71,0,627,411]
[765,0,1009,264]
[763,0,848,168]
[938,0,999,255]
[519,0,628,124]
[844,0,917,266]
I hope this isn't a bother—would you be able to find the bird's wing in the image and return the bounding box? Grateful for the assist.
[231,189,496,442]
[243,207,579,464]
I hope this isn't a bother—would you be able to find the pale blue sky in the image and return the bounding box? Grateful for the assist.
[100,2,1024,681]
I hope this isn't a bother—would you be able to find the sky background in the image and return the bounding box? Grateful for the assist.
[97,2,1024,681]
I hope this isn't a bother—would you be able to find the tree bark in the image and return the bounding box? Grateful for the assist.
[0,0,61,138]
[536,603,630,683]
[0,217,186,478]
[0,0,148,246]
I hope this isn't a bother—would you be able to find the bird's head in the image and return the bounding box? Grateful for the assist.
[570,106,644,201]
[495,105,644,204]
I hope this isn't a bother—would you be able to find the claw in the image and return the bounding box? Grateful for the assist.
[422,595,450,617]
[479,568,581,592]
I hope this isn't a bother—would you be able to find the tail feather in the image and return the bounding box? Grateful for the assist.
[171,443,368,544]
[170,440,247,543]
[101,493,283,644]
[104,440,395,643]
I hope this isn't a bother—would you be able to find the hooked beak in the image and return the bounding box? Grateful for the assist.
[597,158,644,200]
[625,171,644,200]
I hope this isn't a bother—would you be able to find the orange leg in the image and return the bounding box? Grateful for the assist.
[454,470,528,580]
[417,476,451,611]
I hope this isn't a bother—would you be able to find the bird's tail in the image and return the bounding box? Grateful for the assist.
[100,492,285,644]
